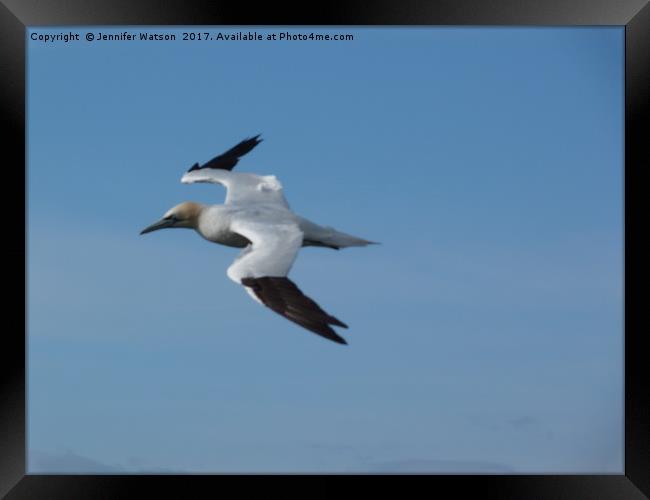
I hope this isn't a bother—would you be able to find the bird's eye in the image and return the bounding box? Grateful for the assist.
[163,215,174,221]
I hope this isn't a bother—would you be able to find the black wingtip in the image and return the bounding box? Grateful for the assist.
[328,317,348,329]
[243,134,263,145]
[242,276,350,345]
[325,330,348,345]
[320,327,348,345]
[248,134,263,148]
[189,134,264,172]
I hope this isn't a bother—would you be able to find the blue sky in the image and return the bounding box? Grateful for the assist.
[27,27,623,473]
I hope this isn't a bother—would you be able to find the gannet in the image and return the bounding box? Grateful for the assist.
[140,135,376,344]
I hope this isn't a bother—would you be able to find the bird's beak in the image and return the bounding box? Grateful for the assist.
[140,218,175,235]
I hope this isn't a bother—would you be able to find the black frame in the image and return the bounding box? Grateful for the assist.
[2,0,647,497]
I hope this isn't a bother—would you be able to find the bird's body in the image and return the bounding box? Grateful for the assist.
[141,136,376,344]
[195,199,370,251]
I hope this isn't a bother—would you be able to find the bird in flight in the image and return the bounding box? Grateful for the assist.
[140,135,376,344]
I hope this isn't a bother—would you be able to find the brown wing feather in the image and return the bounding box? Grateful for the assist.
[241,276,348,345]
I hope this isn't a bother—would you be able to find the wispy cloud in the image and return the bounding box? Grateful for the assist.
[508,416,538,429]
[29,450,180,474]
[29,450,121,473]
[358,458,516,473]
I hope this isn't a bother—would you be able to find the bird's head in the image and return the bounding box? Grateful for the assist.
[140,201,203,235]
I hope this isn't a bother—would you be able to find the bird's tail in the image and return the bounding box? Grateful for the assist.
[308,227,378,250]
[326,229,378,248]
[298,217,378,250]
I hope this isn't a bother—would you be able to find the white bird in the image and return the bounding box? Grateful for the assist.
[140,136,376,344]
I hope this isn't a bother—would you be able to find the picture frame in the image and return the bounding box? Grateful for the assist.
[2,0,646,497]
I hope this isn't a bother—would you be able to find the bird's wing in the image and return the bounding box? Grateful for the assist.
[188,135,262,172]
[226,218,348,344]
[181,169,290,208]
